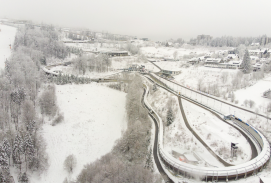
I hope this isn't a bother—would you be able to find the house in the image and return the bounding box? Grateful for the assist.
[101,51,129,57]
[188,57,204,64]
[165,42,173,47]
[251,42,260,46]
[253,63,263,71]
[250,56,260,64]
[228,50,236,55]
[205,58,222,64]
[204,59,242,69]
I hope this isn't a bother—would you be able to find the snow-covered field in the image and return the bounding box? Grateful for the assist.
[31,84,127,183]
[0,24,17,70]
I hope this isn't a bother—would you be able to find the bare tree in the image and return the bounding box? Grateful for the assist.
[197,78,204,91]
[173,51,178,60]
[221,72,228,84]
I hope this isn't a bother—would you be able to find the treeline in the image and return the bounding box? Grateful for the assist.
[190,35,268,47]
[77,75,162,183]
[73,54,112,75]
[49,74,92,85]
[0,24,66,182]
[14,25,68,60]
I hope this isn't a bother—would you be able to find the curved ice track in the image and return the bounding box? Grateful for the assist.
[142,75,270,182]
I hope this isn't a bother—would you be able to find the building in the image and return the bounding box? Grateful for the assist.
[161,69,181,76]
[204,59,242,69]
[228,50,236,55]
[251,42,260,46]
[101,51,129,57]
[250,56,260,64]
[165,42,173,47]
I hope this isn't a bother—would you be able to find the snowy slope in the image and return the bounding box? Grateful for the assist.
[31,84,127,183]
[0,24,17,70]
[234,75,271,109]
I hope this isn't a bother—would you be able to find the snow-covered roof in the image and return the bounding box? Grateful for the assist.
[172,148,187,155]
[227,60,242,65]
[205,58,221,63]
[184,154,198,162]
[250,56,259,60]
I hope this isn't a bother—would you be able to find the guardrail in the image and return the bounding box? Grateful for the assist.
[142,75,271,182]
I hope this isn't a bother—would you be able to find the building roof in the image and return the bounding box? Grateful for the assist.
[205,58,221,63]
[184,154,198,162]
[172,148,187,155]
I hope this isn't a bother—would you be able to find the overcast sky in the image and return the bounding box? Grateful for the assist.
[1,0,271,41]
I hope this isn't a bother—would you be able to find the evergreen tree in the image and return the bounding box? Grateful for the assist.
[0,146,8,167]
[0,171,6,183]
[166,107,174,126]
[2,139,11,165]
[18,172,28,183]
[241,49,252,73]
[12,134,23,165]
[23,133,35,169]
[26,120,35,134]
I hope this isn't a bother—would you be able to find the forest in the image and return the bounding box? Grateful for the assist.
[0,24,68,182]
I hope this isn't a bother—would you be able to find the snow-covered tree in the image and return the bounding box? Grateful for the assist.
[12,134,23,165]
[64,154,77,174]
[18,172,28,183]
[144,148,154,171]
[166,107,174,126]
[0,146,8,167]
[0,171,5,183]
[2,139,11,165]
[153,84,157,92]
[173,51,178,60]
[23,133,35,171]
[241,49,252,73]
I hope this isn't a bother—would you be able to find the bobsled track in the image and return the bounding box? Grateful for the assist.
[141,74,271,182]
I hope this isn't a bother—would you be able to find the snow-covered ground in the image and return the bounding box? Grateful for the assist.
[145,79,225,168]
[30,84,127,183]
[141,47,211,60]
[182,99,251,165]
[0,24,17,70]
[234,75,271,109]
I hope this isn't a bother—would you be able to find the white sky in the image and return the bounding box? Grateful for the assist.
[1,0,271,41]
